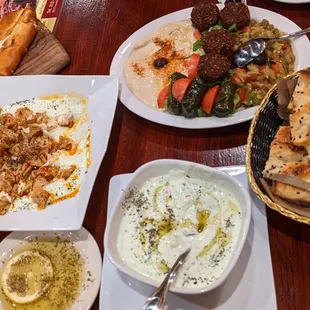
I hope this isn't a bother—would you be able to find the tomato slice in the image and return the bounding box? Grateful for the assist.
[259,65,266,74]
[188,54,200,79]
[194,29,202,40]
[272,53,280,63]
[237,87,247,103]
[202,85,220,114]
[172,78,191,102]
[157,86,169,109]
[245,73,256,82]
[232,75,242,84]
[282,42,289,50]
[251,81,257,89]
[271,63,280,73]
[232,68,246,84]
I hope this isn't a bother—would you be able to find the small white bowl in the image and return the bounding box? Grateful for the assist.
[104,159,251,295]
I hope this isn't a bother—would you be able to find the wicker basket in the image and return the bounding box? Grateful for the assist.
[245,68,310,224]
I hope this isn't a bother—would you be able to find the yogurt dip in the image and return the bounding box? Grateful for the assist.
[117,170,242,288]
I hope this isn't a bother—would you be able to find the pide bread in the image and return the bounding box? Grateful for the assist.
[0,5,37,75]
[263,72,310,204]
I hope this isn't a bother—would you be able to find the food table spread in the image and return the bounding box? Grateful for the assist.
[0,0,310,309]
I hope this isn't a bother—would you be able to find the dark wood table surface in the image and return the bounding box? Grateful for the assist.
[3,0,310,309]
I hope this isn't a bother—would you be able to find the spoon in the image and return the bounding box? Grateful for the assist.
[141,248,190,310]
[232,26,310,68]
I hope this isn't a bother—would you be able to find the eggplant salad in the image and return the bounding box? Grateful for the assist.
[157,2,295,118]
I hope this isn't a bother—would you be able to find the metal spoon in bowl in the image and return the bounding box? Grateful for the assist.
[232,26,310,68]
[141,248,190,310]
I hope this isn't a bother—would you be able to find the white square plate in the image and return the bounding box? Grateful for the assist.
[0,75,118,231]
[100,166,277,310]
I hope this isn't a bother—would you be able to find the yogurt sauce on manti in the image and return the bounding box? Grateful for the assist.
[117,170,242,288]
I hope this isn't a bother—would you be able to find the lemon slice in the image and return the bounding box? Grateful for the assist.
[1,250,53,304]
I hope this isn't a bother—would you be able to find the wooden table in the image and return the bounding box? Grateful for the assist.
[3,0,310,309]
[57,0,310,309]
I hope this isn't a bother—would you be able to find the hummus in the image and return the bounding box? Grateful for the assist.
[124,20,196,108]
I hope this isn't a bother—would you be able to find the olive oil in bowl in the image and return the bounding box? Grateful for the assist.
[0,237,84,310]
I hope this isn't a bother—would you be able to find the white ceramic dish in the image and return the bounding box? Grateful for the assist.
[0,227,102,310]
[100,166,277,309]
[104,159,251,295]
[110,5,310,129]
[0,75,118,231]
[274,0,310,3]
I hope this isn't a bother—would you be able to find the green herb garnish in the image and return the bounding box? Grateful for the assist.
[208,20,223,32]
[207,81,221,89]
[235,82,248,89]
[266,56,274,67]
[193,21,225,51]
[197,106,207,117]
[233,93,240,106]
[193,37,203,51]
[232,93,241,114]
[164,99,168,110]
[246,93,260,106]
[227,24,237,32]
[208,25,223,31]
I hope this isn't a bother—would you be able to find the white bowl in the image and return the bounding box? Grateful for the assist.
[104,159,251,295]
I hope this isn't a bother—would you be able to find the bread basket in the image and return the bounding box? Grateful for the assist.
[246,67,310,224]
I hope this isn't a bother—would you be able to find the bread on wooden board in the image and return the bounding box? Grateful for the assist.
[0,5,37,76]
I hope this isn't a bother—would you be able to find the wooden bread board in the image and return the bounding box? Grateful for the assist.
[14,21,70,75]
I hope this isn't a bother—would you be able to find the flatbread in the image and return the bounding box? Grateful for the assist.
[0,5,37,76]
[272,180,310,203]
[262,126,307,167]
[288,71,310,153]
[261,179,310,217]
[263,126,310,190]
[277,78,298,121]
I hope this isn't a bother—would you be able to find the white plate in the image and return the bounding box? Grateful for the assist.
[110,6,310,129]
[0,227,102,310]
[0,75,118,231]
[100,166,277,309]
[104,159,251,294]
[273,0,310,3]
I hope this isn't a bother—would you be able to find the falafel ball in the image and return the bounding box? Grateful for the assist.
[198,54,231,82]
[219,2,250,30]
[202,29,234,56]
[191,2,219,32]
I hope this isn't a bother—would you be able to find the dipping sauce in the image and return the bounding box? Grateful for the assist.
[0,237,84,310]
[117,170,242,288]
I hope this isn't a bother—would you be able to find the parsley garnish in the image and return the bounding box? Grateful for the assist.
[197,106,207,117]
[227,24,237,32]
[164,99,168,110]
[193,36,204,51]
[266,56,274,68]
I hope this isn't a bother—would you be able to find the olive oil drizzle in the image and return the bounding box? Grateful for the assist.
[139,197,238,265]
[126,174,241,280]
[0,237,84,310]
